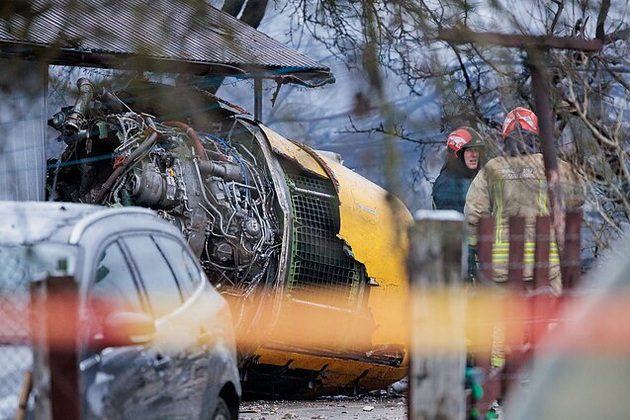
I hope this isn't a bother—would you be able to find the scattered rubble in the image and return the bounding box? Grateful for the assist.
[238,395,407,420]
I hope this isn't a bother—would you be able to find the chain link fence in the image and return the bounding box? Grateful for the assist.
[0,247,34,419]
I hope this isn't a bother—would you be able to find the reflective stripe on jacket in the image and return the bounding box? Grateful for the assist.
[491,242,559,263]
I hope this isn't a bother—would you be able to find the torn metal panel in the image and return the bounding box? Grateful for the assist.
[260,125,328,178]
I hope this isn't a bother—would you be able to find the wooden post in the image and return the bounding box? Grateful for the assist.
[561,211,583,290]
[507,216,525,290]
[30,276,81,420]
[407,210,466,420]
[30,280,52,420]
[530,216,552,358]
[254,77,263,121]
[46,276,80,420]
[533,216,552,288]
[477,216,495,285]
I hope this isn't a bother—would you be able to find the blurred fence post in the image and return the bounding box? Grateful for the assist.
[407,210,467,420]
[561,210,583,290]
[31,276,80,420]
[47,276,80,420]
[30,279,52,420]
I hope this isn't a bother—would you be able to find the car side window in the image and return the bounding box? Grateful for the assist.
[122,235,183,318]
[153,235,203,300]
[92,241,144,313]
[83,241,145,356]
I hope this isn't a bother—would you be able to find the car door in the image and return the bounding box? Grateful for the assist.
[153,233,241,417]
[120,233,206,419]
[80,239,157,420]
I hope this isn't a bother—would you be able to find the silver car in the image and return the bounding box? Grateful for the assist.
[0,201,241,419]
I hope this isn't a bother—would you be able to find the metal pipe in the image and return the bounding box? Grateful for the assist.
[65,78,95,132]
[197,160,244,182]
[254,78,262,121]
[192,158,238,241]
[164,121,208,161]
[293,187,335,199]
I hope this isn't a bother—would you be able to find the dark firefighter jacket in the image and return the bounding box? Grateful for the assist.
[432,152,479,213]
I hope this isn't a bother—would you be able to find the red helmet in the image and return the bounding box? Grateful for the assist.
[446,127,484,154]
[502,107,538,139]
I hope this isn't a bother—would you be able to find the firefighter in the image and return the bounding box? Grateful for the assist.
[432,126,486,213]
[464,107,585,294]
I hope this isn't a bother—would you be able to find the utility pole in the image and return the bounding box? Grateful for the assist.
[437,29,602,247]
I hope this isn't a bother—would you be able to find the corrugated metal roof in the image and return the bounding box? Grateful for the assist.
[0,0,334,86]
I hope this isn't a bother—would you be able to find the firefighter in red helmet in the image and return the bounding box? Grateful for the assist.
[432,126,486,213]
[464,107,585,294]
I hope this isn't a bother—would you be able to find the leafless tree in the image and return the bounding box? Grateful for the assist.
[278,0,630,255]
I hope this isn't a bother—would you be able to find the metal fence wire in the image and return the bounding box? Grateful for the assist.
[0,246,33,420]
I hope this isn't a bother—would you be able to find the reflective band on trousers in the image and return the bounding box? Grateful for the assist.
[491,242,559,263]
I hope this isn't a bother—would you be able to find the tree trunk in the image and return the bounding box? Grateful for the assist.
[240,0,268,28]
[209,0,269,94]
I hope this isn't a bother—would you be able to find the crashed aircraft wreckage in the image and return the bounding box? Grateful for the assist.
[47,77,411,398]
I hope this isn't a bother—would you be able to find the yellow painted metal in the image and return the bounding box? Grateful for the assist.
[324,156,412,353]
[261,126,327,178]
[254,125,412,391]
[256,347,408,393]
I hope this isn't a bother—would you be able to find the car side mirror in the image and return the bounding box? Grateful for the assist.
[101,311,156,347]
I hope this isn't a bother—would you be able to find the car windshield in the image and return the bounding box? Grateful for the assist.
[0,243,77,419]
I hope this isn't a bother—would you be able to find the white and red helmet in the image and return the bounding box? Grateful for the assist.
[502,107,539,139]
[446,127,484,155]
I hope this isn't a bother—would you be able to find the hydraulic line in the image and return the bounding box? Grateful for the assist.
[164,121,208,161]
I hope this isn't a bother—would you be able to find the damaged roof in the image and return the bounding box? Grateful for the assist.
[0,0,334,87]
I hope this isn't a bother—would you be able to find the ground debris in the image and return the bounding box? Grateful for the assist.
[238,395,406,420]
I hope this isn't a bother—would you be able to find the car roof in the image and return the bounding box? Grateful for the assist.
[0,201,158,245]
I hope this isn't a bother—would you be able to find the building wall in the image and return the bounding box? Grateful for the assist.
[0,59,47,201]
